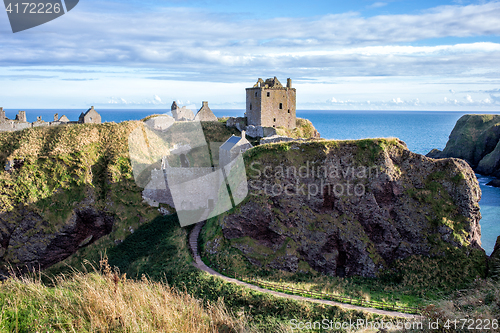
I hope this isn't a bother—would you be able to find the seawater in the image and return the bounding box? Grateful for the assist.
[4,109,500,254]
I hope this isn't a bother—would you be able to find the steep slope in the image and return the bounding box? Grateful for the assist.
[0,122,162,278]
[203,139,486,279]
[0,120,253,278]
[427,114,500,178]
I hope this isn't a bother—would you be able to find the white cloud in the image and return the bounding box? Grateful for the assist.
[465,94,474,102]
[107,95,167,105]
[368,2,388,9]
[2,2,500,110]
[1,2,500,79]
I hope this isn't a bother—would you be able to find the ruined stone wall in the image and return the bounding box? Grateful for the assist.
[0,122,31,132]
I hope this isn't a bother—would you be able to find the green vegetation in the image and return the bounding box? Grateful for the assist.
[0,121,496,332]
[201,137,489,317]
[275,118,319,139]
[0,122,386,332]
[0,258,246,333]
[44,214,384,332]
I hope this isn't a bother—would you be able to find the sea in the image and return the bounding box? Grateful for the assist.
[3,108,500,255]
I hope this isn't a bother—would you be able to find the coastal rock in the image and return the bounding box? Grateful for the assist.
[477,140,500,178]
[426,115,500,176]
[486,179,500,188]
[0,207,113,278]
[215,139,483,278]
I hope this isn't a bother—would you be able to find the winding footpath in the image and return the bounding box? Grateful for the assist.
[189,222,421,319]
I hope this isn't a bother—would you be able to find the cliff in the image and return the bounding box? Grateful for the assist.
[0,122,162,278]
[0,120,246,278]
[427,114,500,179]
[202,139,486,278]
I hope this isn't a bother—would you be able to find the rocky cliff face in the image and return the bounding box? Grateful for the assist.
[0,206,113,277]
[0,122,160,278]
[427,114,500,179]
[205,139,484,278]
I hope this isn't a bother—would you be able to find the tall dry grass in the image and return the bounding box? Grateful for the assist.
[0,258,248,333]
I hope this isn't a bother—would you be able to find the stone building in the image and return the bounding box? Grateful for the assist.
[78,106,101,124]
[194,101,218,121]
[0,109,31,131]
[171,101,194,121]
[246,77,296,129]
[219,130,253,168]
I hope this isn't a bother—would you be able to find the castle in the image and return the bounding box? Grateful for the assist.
[0,106,101,132]
[246,77,296,129]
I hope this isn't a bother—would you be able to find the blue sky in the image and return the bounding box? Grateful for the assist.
[1,0,500,110]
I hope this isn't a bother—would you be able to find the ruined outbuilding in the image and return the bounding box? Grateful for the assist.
[194,101,218,122]
[246,77,296,129]
[79,106,101,124]
[171,101,194,121]
[0,106,102,132]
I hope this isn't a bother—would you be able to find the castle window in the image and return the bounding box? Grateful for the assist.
[267,92,270,97]
[255,92,257,97]
[249,103,252,110]
[273,118,276,122]
[279,103,283,109]
[288,109,290,114]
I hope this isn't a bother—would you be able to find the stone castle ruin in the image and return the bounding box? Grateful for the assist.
[246,77,296,129]
[0,106,101,132]
[171,101,218,122]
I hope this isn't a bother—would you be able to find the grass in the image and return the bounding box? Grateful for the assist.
[200,137,488,314]
[275,118,320,139]
[1,121,494,331]
[45,214,388,332]
[403,279,500,332]
[0,258,247,333]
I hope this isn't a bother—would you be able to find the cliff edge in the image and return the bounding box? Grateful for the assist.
[427,114,500,180]
[203,139,485,278]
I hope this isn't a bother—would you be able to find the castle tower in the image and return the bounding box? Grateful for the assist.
[16,111,27,123]
[245,77,296,129]
[54,113,59,122]
[0,107,5,123]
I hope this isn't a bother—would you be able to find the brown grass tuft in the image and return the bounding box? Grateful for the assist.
[0,258,248,332]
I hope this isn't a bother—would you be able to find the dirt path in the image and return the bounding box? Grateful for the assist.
[189,222,422,319]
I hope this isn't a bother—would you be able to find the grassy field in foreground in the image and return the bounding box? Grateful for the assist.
[44,214,386,332]
[0,259,246,333]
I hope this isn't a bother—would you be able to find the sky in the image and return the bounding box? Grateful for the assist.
[1,0,500,110]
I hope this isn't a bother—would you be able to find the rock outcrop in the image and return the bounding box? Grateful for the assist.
[207,139,484,278]
[0,122,160,278]
[427,114,500,179]
[0,207,113,278]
